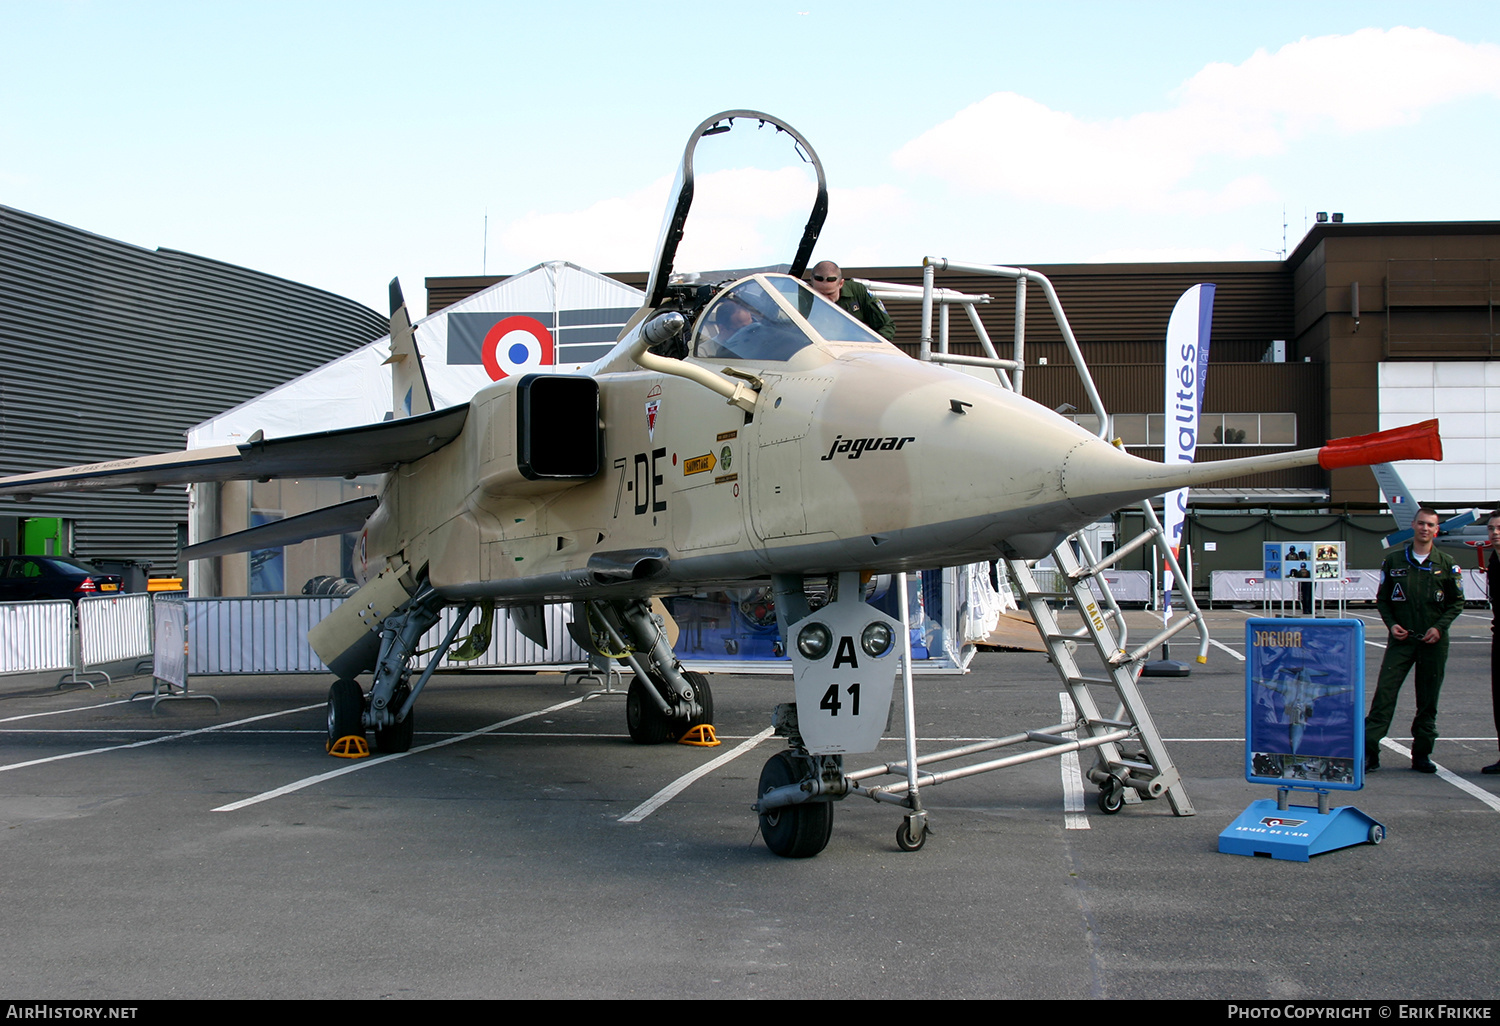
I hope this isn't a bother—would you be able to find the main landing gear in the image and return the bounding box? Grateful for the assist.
[581,599,714,744]
[324,580,478,757]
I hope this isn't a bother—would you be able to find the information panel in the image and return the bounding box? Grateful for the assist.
[1245,618,1365,790]
[1261,541,1344,582]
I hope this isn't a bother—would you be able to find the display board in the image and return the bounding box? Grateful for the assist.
[1244,617,1365,789]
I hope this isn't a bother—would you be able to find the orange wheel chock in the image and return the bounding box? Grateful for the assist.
[678,724,720,747]
[327,735,370,759]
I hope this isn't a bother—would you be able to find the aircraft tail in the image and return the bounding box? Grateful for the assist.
[1369,459,1482,548]
[383,278,434,419]
[1370,462,1418,532]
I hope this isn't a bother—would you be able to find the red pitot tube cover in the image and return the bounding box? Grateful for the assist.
[1318,419,1442,469]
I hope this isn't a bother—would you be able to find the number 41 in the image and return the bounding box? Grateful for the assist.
[819,683,861,716]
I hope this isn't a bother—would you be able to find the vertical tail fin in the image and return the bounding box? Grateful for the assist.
[1370,462,1417,533]
[383,278,434,419]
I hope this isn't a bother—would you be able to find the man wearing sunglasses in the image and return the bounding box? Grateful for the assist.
[807,261,896,341]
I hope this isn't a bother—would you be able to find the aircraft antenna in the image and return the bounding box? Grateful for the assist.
[483,209,488,276]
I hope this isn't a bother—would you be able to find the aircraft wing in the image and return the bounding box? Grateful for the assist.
[1309,683,1356,699]
[181,496,380,561]
[0,405,468,499]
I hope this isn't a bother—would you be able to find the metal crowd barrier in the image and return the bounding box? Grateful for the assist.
[424,602,587,669]
[59,591,155,686]
[0,599,73,675]
[1,593,154,685]
[2,594,595,681]
[185,596,339,675]
[183,596,588,675]
[1029,568,1152,605]
[1210,570,1381,603]
[78,592,153,666]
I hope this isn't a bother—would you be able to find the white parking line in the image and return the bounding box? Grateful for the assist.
[1058,692,1089,830]
[0,704,323,773]
[1379,738,1500,813]
[1344,609,1386,648]
[212,696,589,812]
[618,727,776,823]
[1209,638,1246,662]
[0,698,137,724]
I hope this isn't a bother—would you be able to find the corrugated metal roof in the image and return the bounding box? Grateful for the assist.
[0,205,388,572]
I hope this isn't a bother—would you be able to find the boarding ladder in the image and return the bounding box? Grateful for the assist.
[1004,504,1199,815]
[866,257,1209,816]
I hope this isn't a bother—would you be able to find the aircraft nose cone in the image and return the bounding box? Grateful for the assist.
[810,355,1121,536]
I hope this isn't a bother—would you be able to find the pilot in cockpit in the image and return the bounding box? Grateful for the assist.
[705,299,753,347]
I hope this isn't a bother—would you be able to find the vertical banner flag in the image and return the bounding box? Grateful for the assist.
[1162,284,1215,614]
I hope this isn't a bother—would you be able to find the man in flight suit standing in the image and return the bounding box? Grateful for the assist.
[1366,507,1466,773]
[1484,511,1500,774]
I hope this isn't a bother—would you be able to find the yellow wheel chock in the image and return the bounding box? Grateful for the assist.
[327,735,370,758]
[678,724,719,747]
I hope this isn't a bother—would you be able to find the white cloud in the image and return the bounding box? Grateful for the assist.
[892,27,1500,213]
[495,165,822,274]
[1181,26,1500,136]
[819,183,911,263]
[498,175,670,272]
[672,165,820,271]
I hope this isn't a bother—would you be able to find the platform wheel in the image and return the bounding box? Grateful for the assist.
[758,752,833,859]
[1097,777,1125,815]
[1368,824,1385,845]
[896,819,927,852]
[626,675,675,745]
[327,679,364,750]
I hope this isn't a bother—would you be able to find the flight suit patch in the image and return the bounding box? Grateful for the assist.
[1391,583,1406,602]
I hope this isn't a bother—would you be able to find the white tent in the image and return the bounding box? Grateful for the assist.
[188,261,644,448]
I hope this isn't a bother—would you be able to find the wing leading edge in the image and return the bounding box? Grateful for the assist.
[180,496,381,561]
[0,405,469,499]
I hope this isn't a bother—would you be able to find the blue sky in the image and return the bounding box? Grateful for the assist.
[4,1,1498,314]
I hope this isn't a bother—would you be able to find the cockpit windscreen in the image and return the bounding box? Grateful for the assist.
[763,276,888,345]
[693,275,889,361]
[694,279,813,362]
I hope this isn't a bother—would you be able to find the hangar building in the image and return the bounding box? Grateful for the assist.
[0,205,387,578]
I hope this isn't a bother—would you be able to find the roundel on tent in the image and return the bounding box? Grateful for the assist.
[481,315,555,381]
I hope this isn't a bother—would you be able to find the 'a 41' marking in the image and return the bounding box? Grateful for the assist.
[819,682,862,716]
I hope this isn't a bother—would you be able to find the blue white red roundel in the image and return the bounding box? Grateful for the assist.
[481,316,554,381]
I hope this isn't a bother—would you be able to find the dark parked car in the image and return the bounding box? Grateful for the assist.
[0,556,124,602]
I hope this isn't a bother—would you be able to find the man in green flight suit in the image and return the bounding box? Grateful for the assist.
[808,261,896,341]
[1366,506,1466,773]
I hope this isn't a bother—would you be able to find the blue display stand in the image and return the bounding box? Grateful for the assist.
[1219,796,1385,862]
[1220,619,1385,861]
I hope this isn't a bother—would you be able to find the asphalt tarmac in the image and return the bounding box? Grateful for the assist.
[1,607,1496,1000]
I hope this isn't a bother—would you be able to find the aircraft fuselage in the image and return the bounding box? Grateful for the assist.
[362,274,1311,604]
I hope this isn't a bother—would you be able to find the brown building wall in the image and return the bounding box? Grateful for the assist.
[1287,223,1500,502]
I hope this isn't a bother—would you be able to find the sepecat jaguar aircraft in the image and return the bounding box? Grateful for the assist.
[0,111,1443,855]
